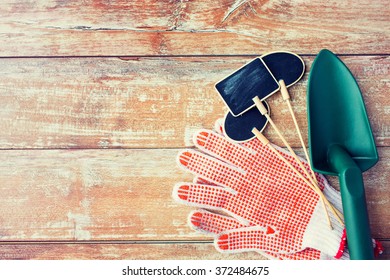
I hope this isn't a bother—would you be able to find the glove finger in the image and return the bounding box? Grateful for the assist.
[189,207,342,260]
[177,149,245,190]
[214,226,295,255]
[172,183,232,211]
[189,209,282,260]
[193,129,254,170]
[188,209,246,234]
[192,128,324,196]
[214,116,323,186]
[195,127,318,191]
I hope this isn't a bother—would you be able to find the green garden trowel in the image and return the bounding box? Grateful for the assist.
[307,49,378,260]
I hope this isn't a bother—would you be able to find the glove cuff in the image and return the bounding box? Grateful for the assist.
[303,200,347,258]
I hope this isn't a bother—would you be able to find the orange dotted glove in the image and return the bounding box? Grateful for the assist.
[186,176,345,260]
[173,128,346,258]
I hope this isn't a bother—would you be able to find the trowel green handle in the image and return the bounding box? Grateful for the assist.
[329,145,374,260]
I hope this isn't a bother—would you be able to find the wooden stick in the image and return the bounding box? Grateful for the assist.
[253,96,319,189]
[253,96,344,223]
[252,128,344,228]
[278,81,343,220]
[279,79,318,185]
[252,128,333,228]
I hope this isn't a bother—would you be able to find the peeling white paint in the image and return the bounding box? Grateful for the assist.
[138,93,148,102]
[80,198,91,209]
[98,139,110,148]
[159,128,175,139]
[184,126,199,146]
[67,212,92,240]
[150,104,158,113]
[81,164,102,189]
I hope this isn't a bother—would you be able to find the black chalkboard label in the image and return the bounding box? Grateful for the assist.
[215,57,280,116]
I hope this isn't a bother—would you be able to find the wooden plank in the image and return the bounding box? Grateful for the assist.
[0,0,389,56]
[0,55,388,149]
[0,243,266,260]
[0,241,388,260]
[0,148,388,241]
[0,149,191,241]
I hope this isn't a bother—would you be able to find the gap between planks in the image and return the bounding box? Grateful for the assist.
[0,240,213,245]
[0,54,389,59]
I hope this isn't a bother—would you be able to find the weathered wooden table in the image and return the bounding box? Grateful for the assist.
[0,0,388,260]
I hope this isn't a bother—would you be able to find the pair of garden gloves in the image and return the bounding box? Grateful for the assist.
[173,119,367,260]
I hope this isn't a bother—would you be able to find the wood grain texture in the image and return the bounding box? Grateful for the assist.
[0,0,389,261]
[0,55,388,149]
[0,0,389,56]
[0,148,388,242]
